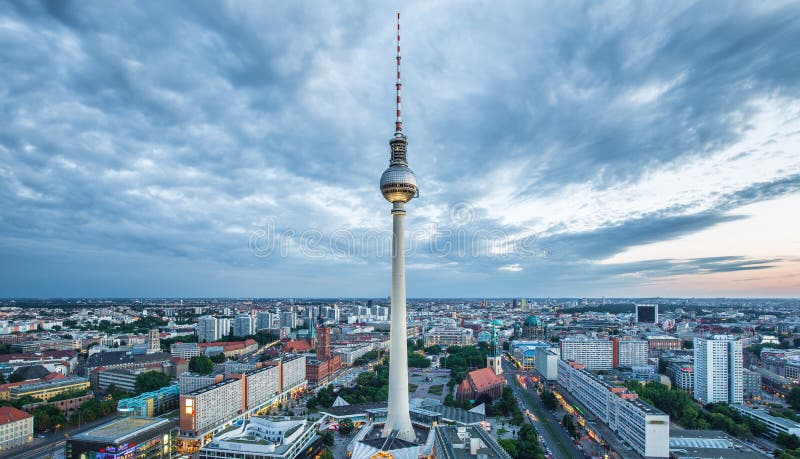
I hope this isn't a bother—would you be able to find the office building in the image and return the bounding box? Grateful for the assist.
[171,342,201,359]
[117,385,179,417]
[560,337,613,371]
[0,407,32,452]
[197,316,218,343]
[233,314,254,338]
[612,338,648,368]
[732,404,800,439]
[199,416,317,459]
[646,335,682,350]
[557,360,669,458]
[667,363,694,393]
[97,368,143,393]
[66,416,177,459]
[636,304,659,323]
[423,326,474,347]
[694,335,743,404]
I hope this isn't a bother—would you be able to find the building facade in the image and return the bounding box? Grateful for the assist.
[694,335,743,404]
[0,407,32,452]
[560,338,613,371]
[197,316,218,343]
[612,338,648,368]
[557,359,669,458]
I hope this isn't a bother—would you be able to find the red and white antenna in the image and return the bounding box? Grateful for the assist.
[395,12,403,136]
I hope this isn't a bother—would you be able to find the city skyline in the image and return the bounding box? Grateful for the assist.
[2,2,800,298]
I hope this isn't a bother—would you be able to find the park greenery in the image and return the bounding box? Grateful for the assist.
[624,381,767,438]
[306,361,390,410]
[498,424,545,459]
[439,343,490,385]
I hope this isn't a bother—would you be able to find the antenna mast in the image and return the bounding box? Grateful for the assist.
[395,12,403,136]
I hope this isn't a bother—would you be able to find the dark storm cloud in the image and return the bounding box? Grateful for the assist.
[0,1,799,297]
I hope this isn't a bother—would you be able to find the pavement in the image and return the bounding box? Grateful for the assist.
[502,360,582,459]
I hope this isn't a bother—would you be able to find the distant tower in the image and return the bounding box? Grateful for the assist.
[380,12,418,443]
[487,321,503,375]
[316,324,331,362]
[148,328,160,353]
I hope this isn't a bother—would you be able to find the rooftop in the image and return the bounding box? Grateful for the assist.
[72,416,173,444]
[0,406,32,424]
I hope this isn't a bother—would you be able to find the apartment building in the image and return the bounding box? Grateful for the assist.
[694,336,743,404]
[612,338,648,368]
[560,338,613,371]
[558,359,669,458]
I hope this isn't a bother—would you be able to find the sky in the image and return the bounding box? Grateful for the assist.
[1,1,799,298]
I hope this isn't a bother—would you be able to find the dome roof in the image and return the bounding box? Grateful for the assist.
[524,315,543,327]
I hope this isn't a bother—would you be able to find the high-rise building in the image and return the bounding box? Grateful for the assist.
[636,304,659,323]
[611,337,648,368]
[232,314,253,338]
[377,12,418,443]
[197,316,218,343]
[694,335,743,404]
[560,337,613,371]
[216,317,231,340]
[255,311,273,331]
[280,311,296,329]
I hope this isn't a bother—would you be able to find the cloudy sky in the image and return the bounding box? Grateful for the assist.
[1,1,799,298]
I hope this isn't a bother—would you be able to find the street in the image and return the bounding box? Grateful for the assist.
[502,359,582,459]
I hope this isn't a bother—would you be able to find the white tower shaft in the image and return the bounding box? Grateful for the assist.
[383,202,415,441]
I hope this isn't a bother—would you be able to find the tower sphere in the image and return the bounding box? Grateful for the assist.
[380,163,418,203]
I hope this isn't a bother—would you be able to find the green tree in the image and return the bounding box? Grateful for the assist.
[320,430,334,447]
[32,404,66,432]
[319,451,334,459]
[788,387,800,411]
[210,353,227,364]
[339,418,354,436]
[777,432,800,449]
[498,438,518,458]
[540,390,557,410]
[563,414,578,438]
[134,371,172,394]
[189,355,214,374]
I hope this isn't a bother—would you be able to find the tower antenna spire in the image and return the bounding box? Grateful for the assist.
[395,12,403,136]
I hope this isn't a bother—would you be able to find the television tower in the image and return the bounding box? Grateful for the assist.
[379,12,418,442]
